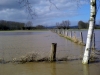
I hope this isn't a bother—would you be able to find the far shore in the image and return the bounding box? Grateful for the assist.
[0,29,49,32]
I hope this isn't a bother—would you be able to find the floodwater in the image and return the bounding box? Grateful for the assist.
[67,30,100,49]
[0,30,100,75]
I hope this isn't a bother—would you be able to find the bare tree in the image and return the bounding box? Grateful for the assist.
[56,20,70,34]
[59,20,70,29]
[56,22,61,29]
[62,21,66,29]
[82,0,97,64]
[25,21,33,27]
[65,20,70,29]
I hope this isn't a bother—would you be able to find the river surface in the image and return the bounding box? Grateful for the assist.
[0,30,100,75]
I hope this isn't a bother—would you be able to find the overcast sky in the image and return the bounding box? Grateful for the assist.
[0,0,100,26]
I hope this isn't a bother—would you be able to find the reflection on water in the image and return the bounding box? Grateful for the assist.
[0,61,100,75]
[83,65,89,75]
[51,63,56,75]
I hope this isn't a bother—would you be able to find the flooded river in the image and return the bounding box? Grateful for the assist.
[0,30,100,75]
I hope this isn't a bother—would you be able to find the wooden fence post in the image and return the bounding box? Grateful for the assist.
[80,32,83,43]
[64,29,65,36]
[74,31,76,37]
[70,31,72,38]
[66,30,68,36]
[50,43,57,61]
[59,29,61,34]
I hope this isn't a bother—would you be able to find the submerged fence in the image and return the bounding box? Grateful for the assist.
[52,29,96,48]
[51,29,100,61]
[0,30,100,64]
[0,43,83,64]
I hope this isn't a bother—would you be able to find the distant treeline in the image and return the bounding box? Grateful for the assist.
[0,20,45,30]
[78,21,100,29]
[0,20,25,30]
[54,20,100,29]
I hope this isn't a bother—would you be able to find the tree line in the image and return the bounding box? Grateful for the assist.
[78,20,100,29]
[56,20,70,29]
[0,20,45,30]
[55,20,100,29]
[0,20,25,30]
[23,21,45,30]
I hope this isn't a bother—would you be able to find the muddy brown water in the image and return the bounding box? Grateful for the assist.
[0,30,100,75]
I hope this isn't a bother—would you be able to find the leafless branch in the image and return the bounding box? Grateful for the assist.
[18,0,37,19]
[56,20,70,29]
[18,0,100,19]
[48,0,59,10]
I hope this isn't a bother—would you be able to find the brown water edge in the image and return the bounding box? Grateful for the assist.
[0,30,100,75]
[0,60,100,75]
[0,30,85,62]
[0,51,99,64]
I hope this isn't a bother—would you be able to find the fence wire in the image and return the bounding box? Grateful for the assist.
[0,30,100,64]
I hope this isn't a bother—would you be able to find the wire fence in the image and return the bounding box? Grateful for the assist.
[52,29,100,61]
[52,29,100,48]
[0,30,100,64]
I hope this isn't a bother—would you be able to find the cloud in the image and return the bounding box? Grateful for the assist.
[0,0,88,26]
[0,0,21,10]
[0,9,27,22]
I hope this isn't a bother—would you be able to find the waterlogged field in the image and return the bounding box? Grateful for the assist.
[71,30,100,49]
[0,30,100,75]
